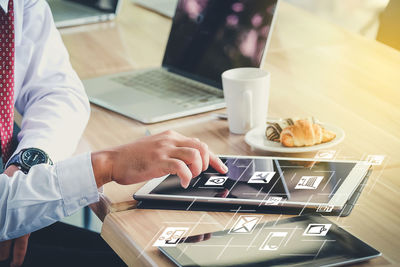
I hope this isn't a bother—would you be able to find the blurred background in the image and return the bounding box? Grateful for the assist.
[132,0,399,50]
[284,0,399,50]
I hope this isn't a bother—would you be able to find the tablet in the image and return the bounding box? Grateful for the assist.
[159,215,381,267]
[134,155,370,210]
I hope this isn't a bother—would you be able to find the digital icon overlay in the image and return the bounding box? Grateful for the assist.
[229,215,262,234]
[316,204,334,213]
[259,232,288,251]
[264,196,282,206]
[303,224,332,236]
[295,176,324,190]
[205,176,229,186]
[315,150,336,160]
[248,172,276,184]
[153,227,189,247]
[365,155,385,165]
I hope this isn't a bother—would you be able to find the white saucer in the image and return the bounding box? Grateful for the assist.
[244,122,345,153]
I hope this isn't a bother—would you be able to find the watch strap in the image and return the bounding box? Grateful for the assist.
[5,153,21,169]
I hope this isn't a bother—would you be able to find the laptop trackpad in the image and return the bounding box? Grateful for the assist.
[90,87,185,122]
[94,88,150,105]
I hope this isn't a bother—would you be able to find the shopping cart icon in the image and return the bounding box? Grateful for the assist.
[295,176,324,190]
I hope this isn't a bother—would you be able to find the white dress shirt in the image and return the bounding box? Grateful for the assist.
[0,0,99,241]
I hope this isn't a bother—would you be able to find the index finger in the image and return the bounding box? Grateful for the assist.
[209,152,228,174]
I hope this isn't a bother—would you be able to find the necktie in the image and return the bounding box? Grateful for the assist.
[0,0,15,163]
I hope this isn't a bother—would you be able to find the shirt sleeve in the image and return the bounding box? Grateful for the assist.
[0,152,99,241]
[13,0,90,162]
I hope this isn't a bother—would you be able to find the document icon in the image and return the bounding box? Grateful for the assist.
[259,232,287,251]
[248,172,275,184]
[303,224,331,236]
[153,227,189,247]
[295,176,324,190]
[229,215,262,234]
[205,176,228,186]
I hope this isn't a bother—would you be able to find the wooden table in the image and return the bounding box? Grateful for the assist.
[61,0,400,266]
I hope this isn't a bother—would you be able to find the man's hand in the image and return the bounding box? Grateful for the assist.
[0,166,30,267]
[3,165,19,177]
[92,130,228,188]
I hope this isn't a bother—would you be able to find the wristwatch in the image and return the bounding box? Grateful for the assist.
[6,148,53,174]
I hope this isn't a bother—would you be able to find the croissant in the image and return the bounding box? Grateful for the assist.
[280,119,336,147]
[266,117,316,142]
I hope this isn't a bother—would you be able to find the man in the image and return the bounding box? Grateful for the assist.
[0,0,228,266]
[1,0,92,265]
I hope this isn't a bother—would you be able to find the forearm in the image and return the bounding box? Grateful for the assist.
[0,150,117,240]
[0,153,99,241]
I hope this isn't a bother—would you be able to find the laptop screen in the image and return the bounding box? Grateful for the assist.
[162,0,278,88]
[68,0,119,12]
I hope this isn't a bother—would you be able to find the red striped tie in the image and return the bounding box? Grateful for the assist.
[0,0,15,163]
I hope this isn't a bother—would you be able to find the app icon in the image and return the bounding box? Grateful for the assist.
[315,150,336,159]
[153,227,189,247]
[295,176,324,190]
[229,215,262,234]
[259,232,288,251]
[365,155,385,165]
[248,172,275,184]
[205,176,228,186]
[303,224,331,236]
[316,204,334,213]
[264,196,282,206]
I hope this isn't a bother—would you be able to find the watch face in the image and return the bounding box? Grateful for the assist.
[22,149,47,167]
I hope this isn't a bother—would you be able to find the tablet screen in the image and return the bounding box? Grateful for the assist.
[160,215,380,267]
[149,157,356,204]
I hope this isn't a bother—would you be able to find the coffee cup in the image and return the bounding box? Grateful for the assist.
[222,68,270,134]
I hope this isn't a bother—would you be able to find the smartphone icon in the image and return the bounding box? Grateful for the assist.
[259,232,287,251]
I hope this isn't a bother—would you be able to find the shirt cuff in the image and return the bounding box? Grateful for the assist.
[55,152,99,216]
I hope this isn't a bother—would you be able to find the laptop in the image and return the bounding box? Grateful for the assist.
[83,0,280,123]
[47,0,122,28]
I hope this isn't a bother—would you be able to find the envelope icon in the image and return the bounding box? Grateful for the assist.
[229,215,262,234]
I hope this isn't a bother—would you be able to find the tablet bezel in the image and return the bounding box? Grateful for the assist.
[134,155,370,209]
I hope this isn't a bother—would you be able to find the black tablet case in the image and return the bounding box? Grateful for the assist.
[135,169,371,217]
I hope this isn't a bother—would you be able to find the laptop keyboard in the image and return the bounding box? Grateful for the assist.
[111,69,224,108]
[47,0,105,18]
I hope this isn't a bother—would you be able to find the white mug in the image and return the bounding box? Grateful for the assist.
[222,68,270,134]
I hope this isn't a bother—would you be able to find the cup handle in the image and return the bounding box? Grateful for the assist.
[243,90,253,130]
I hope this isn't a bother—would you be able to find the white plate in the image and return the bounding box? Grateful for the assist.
[245,122,345,153]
